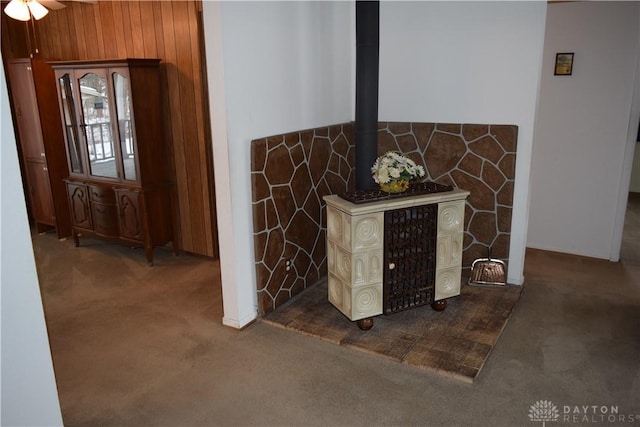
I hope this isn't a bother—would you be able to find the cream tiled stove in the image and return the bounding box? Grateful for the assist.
[324,186,469,330]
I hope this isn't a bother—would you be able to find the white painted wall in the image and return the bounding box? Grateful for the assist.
[204,1,549,323]
[203,1,354,328]
[378,1,548,284]
[528,2,640,260]
[0,57,63,426]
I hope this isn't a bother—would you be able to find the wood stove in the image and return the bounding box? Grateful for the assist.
[324,187,469,329]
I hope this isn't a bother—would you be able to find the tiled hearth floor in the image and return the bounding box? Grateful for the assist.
[262,280,523,383]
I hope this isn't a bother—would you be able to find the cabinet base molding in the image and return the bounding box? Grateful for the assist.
[65,179,173,265]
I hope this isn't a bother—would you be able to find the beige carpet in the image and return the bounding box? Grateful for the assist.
[263,279,522,383]
[30,229,640,426]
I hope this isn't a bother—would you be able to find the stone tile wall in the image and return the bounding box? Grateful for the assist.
[378,122,517,269]
[251,124,355,315]
[251,122,517,315]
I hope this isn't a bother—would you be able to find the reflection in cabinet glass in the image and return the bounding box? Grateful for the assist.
[79,71,117,179]
[113,73,136,181]
[51,59,174,265]
[58,74,83,174]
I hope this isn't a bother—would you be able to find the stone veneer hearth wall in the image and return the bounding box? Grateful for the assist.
[251,122,517,315]
[251,124,355,315]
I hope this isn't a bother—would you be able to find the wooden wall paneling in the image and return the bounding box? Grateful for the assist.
[119,1,135,56]
[40,12,54,56]
[1,13,15,57]
[109,2,128,58]
[187,0,214,255]
[2,13,30,57]
[72,3,87,58]
[176,1,206,255]
[195,5,219,258]
[160,0,193,252]
[65,7,78,58]
[38,12,51,56]
[95,2,117,59]
[56,8,76,59]
[1,15,8,55]
[150,3,181,252]
[174,1,207,256]
[33,19,48,55]
[59,8,74,58]
[92,5,104,58]
[40,13,54,56]
[1,15,13,57]
[140,2,158,58]
[187,2,211,254]
[174,0,213,257]
[83,4,101,58]
[152,4,166,59]
[126,1,145,58]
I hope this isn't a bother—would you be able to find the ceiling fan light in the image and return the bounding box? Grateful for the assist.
[27,0,49,20]
[4,0,31,21]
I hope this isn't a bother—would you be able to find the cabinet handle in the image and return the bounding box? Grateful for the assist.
[388,262,396,270]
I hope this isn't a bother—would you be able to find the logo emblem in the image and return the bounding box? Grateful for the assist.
[529,400,560,426]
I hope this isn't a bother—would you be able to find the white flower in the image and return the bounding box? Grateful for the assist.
[377,170,390,183]
[389,167,401,178]
[370,151,426,185]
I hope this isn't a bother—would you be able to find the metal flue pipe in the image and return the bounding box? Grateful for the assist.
[354,0,380,191]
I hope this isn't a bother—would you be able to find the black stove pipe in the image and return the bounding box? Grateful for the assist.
[355,0,380,191]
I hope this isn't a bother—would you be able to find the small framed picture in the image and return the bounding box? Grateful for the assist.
[554,52,574,76]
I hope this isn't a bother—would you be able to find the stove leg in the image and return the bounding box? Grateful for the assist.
[356,317,374,330]
[431,299,447,311]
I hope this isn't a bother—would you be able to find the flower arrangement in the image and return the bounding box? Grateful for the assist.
[371,151,426,192]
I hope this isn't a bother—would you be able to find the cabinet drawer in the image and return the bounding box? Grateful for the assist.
[88,184,116,204]
[91,202,118,236]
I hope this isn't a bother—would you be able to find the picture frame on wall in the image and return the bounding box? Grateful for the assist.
[554,52,574,76]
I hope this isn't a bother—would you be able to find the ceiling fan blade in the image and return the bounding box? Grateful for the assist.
[37,0,98,11]
[37,0,66,10]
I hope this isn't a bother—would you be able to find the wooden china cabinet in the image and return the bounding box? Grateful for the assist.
[50,59,174,265]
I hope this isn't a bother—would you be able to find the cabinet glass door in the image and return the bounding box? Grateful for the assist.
[58,73,83,174]
[113,72,136,181]
[78,72,118,179]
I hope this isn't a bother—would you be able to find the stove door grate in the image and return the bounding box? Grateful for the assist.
[383,204,438,315]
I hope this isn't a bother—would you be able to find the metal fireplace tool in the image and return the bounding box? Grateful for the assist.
[468,247,506,287]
